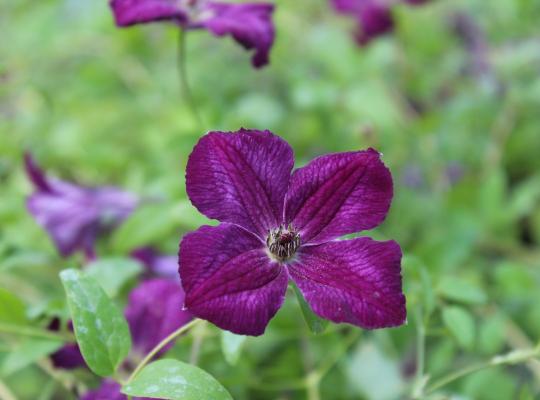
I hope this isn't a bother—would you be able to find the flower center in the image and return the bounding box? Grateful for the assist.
[266,225,300,262]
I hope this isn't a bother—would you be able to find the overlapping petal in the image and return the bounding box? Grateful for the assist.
[110,0,188,27]
[285,148,393,244]
[179,223,288,335]
[125,279,193,356]
[186,129,294,238]
[289,237,406,329]
[202,2,275,68]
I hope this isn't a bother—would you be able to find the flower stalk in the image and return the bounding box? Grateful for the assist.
[125,318,201,385]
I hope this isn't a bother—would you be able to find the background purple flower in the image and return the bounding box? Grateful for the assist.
[330,0,429,45]
[131,247,180,280]
[179,129,406,336]
[24,153,138,258]
[125,278,193,357]
[110,0,275,68]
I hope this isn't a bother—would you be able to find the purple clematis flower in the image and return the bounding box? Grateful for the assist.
[81,379,154,400]
[330,0,429,45]
[179,129,406,336]
[110,0,275,68]
[24,153,138,258]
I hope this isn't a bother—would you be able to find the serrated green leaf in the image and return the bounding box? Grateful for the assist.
[1,339,62,376]
[292,282,328,334]
[85,258,142,297]
[60,269,131,377]
[442,306,476,350]
[221,331,247,365]
[122,359,233,400]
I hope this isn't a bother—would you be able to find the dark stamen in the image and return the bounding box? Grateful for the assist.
[266,225,300,262]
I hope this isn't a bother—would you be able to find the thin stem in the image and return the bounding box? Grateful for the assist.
[177,29,205,129]
[411,308,426,398]
[126,318,201,384]
[425,345,540,394]
[189,321,207,365]
[0,323,73,342]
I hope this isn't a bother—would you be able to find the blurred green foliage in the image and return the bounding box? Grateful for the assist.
[1,0,540,399]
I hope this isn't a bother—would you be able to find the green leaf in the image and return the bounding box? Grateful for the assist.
[112,204,181,253]
[60,269,131,377]
[292,282,328,334]
[442,306,476,350]
[0,287,27,325]
[122,359,233,400]
[85,258,143,297]
[221,331,247,365]
[1,339,62,376]
[437,277,487,305]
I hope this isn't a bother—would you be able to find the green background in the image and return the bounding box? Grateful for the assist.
[1,0,540,398]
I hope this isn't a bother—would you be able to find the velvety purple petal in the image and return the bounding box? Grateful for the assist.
[179,223,288,336]
[109,0,188,27]
[285,148,393,244]
[125,279,193,356]
[289,238,406,329]
[186,129,293,238]
[201,2,275,68]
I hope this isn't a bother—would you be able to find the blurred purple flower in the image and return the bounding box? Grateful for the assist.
[131,247,179,280]
[126,278,193,357]
[179,129,406,336]
[110,0,275,68]
[331,0,429,45]
[24,153,138,258]
[80,379,153,400]
[48,319,86,370]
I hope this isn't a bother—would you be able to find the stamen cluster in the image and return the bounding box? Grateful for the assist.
[266,225,300,262]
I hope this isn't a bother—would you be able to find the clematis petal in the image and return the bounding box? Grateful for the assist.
[289,237,406,329]
[27,193,99,257]
[110,0,188,27]
[125,279,193,356]
[186,129,293,238]
[24,154,137,257]
[201,2,275,68]
[285,148,393,244]
[179,223,288,336]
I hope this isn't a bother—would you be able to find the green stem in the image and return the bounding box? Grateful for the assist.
[177,29,205,129]
[425,345,540,394]
[411,308,426,398]
[125,318,201,384]
[0,323,73,342]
